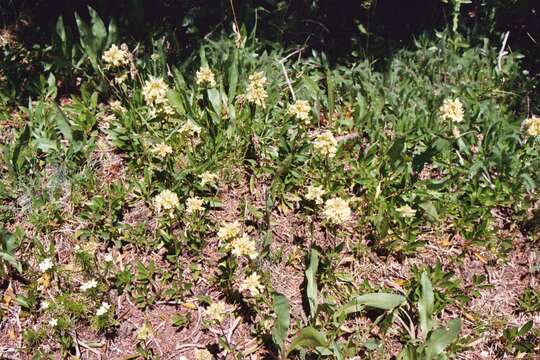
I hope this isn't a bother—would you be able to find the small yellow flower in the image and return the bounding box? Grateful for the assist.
[440,98,464,123]
[523,117,540,137]
[154,189,179,214]
[151,143,173,158]
[143,77,174,117]
[217,221,241,241]
[109,100,127,114]
[179,120,202,137]
[196,66,216,88]
[288,100,311,123]
[396,204,417,218]
[313,131,338,158]
[323,197,352,225]
[200,171,219,186]
[186,197,205,214]
[305,185,325,205]
[230,234,258,259]
[246,72,268,108]
[205,301,228,323]
[239,272,265,297]
[102,44,129,68]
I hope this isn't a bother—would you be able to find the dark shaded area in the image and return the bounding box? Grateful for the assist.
[1,1,537,63]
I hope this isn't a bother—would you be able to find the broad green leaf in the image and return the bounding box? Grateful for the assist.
[106,17,118,49]
[227,49,239,103]
[418,272,434,337]
[286,327,328,357]
[419,202,439,222]
[53,104,74,142]
[166,90,185,115]
[11,125,30,175]
[424,318,461,359]
[305,248,319,318]
[271,292,290,353]
[88,6,107,52]
[335,293,405,321]
[326,69,335,119]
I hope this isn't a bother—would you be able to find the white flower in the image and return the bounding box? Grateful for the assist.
[185,197,205,214]
[154,190,180,214]
[102,44,130,68]
[230,234,258,259]
[440,98,464,123]
[288,100,311,123]
[104,253,113,262]
[151,143,173,158]
[239,272,265,297]
[96,302,111,317]
[179,120,201,137]
[80,279,98,292]
[217,221,241,241]
[205,301,228,323]
[196,67,216,87]
[39,258,54,273]
[313,131,338,158]
[200,171,219,186]
[246,72,268,108]
[305,185,325,205]
[41,301,50,310]
[396,205,417,218]
[48,318,58,327]
[323,197,352,225]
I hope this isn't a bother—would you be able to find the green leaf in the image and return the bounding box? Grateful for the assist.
[419,202,439,222]
[166,90,185,115]
[75,12,96,66]
[517,320,533,337]
[271,292,290,353]
[286,327,328,357]
[326,69,335,119]
[334,293,405,321]
[418,272,435,337]
[305,248,319,318]
[11,125,30,175]
[105,17,118,49]
[424,319,461,359]
[228,49,239,103]
[53,104,74,142]
[88,6,107,52]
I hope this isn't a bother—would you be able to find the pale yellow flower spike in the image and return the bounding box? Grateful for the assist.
[313,131,338,158]
[440,98,464,123]
[196,66,216,88]
[323,197,352,225]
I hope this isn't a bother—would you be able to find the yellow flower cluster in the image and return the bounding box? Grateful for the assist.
[217,221,241,241]
[109,100,127,114]
[230,234,258,259]
[142,77,174,118]
[200,171,219,186]
[151,143,172,158]
[396,204,416,218]
[523,117,540,137]
[179,119,202,137]
[246,72,268,108]
[154,189,179,215]
[196,66,216,88]
[305,184,325,205]
[288,100,311,123]
[313,131,338,158]
[186,196,205,214]
[102,44,130,68]
[239,272,264,297]
[323,197,351,225]
[440,98,464,123]
[205,301,227,323]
